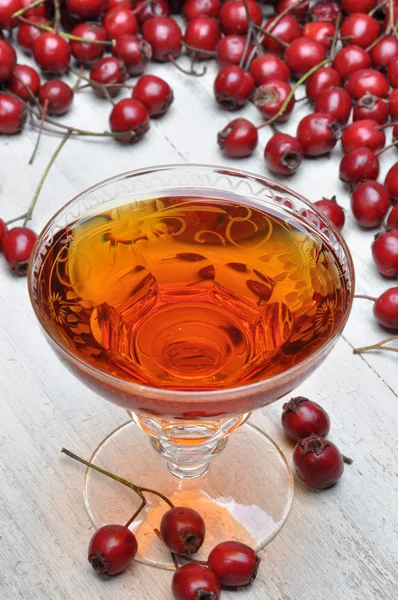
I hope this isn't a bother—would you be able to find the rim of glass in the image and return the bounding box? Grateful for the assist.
[28,163,355,403]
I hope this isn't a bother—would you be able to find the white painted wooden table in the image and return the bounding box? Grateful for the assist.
[1,54,398,600]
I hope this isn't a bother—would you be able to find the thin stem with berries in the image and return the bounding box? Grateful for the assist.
[12,0,46,18]
[17,16,114,45]
[257,58,330,128]
[24,129,73,227]
[61,448,175,508]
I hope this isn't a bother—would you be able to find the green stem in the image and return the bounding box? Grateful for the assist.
[6,213,28,225]
[257,58,330,128]
[252,22,289,48]
[12,0,46,18]
[23,129,72,226]
[18,16,113,45]
[353,334,398,354]
[61,448,175,508]
[53,0,61,32]
[29,98,48,165]
[330,13,341,60]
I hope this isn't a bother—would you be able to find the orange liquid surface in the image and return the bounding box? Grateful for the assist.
[36,196,349,390]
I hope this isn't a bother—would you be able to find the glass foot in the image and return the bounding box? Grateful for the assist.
[83,420,294,570]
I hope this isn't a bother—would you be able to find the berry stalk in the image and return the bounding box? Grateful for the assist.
[24,128,73,226]
[61,447,175,508]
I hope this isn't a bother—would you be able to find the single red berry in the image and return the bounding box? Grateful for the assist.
[314,87,352,125]
[90,57,125,98]
[305,67,341,102]
[293,435,344,489]
[314,197,345,230]
[142,16,182,61]
[296,112,341,157]
[217,117,258,157]
[172,563,221,600]
[341,119,385,153]
[2,227,37,275]
[6,64,40,101]
[264,132,304,175]
[372,229,398,277]
[16,16,49,55]
[340,13,380,49]
[262,14,301,55]
[214,65,254,110]
[219,0,262,36]
[0,39,16,82]
[353,93,389,125]
[104,7,138,38]
[351,181,391,228]
[342,0,376,13]
[88,524,138,576]
[208,541,260,587]
[160,507,205,555]
[65,0,107,20]
[303,21,335,49]
[387,204,398,230]
[346,69,389,101]
[0,218,7,249]
[371,36,398,72]
[249,53,290,86]
[132,73,173,117]
[388,57,398,87]
[183,16,221,59]
[285,37,326,78]
[112,34,152,76]
[0,93,26,134]
[333,44,371,80]
[38,80,74,116]
[183,0,220,21]
[109,98,149,143]
[20,0,47,17]
[282,396,331,441]
[374,287,398,330]
[389,88,398,120]
[276,0,307,21]
[252,79,295,122]
[216,34,253,68]
[339,147,380,185]
[70,23,107,65]
[0,0,21,29]
[33,33,71,75]
[385,163,398,202]
[135,0,169,26]
[310,0,340,23]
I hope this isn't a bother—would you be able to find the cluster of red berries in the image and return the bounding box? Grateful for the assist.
[281,395,347,489]
[1,0,398,282]
[88,505,259,599]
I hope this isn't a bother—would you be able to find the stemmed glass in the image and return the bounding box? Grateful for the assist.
[28,165,354,569]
